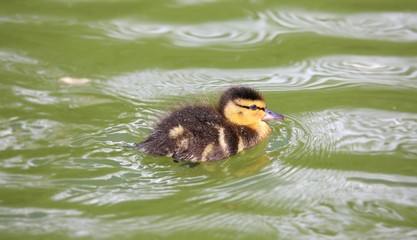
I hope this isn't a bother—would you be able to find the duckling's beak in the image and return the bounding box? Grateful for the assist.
[262,108,284,121]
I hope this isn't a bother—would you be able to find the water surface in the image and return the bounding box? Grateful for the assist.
[1,0,417,239]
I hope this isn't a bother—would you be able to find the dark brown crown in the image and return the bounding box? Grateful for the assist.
[218,86,264,113]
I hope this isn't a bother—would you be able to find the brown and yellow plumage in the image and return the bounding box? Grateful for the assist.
[136,86,284,162]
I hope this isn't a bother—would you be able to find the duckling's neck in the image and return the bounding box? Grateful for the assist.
[236,122,271,150]
[248,121,271,142]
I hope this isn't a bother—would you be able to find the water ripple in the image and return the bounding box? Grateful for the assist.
[93,11,417,47]
[0,207,93,238]
[0,50,38,65]
[303,108,417,158]
[270,107,417,168]
[103,56,417,101]
[51,170,180,205]
[264,10,417,43]
[12,86,59,105]
[0,118,63,151]
[173,106,417,211]
[5,9,417,46]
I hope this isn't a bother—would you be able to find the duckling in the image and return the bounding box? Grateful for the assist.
[136,86,284,162]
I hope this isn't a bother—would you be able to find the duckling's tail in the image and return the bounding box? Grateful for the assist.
[122,142,137,149]
[135,140,167,156]
[135,142,147,152]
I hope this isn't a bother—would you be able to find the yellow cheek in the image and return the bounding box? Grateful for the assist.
[223,99,267,126]
[255,110,265,119]
[224,102,246,125]
[243,106,266,122]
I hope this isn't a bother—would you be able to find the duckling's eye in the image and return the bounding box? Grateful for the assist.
[249,104,258,111]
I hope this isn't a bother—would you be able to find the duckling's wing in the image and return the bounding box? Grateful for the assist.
[137,105,234,162]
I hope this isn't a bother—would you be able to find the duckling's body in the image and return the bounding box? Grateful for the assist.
[136,87,284,162]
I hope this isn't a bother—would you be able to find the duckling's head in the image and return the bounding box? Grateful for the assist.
[219,87,284,127]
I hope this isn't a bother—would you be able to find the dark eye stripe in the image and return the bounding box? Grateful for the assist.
[234,102,265,111]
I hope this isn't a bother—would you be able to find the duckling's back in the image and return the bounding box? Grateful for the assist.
[136,105,254,162]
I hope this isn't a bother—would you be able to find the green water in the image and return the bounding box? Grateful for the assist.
[1,1,417,239]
